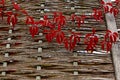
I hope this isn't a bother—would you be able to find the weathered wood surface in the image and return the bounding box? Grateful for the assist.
[113,0,120,80]
[0,0,115,80]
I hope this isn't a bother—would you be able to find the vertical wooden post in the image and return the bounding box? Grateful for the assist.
[1,72,6,76]
[73,53,78,76]
[35,2,45,79]
[103,0,120,80]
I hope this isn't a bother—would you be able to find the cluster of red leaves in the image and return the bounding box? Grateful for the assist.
[101,30,118,52]
[25,16,40,38]
[6,11,18,29]
[42,12,83,51]
[0,1,28,29]
[70,14,86,28]
[54,12,66,26]
[0,1,119,52]
[68,32,80,51]
[114,0,120,6]
[84,28,99,53]
[0,0,5,6]
[44,30,81,51]
[59,31,80,51]
[92,8,103,22]
[100,0,119,17]
[29,25,39,38]
[39,15,55,28]
[44,29,65,44]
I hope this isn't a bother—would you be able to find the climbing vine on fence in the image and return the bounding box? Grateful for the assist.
[0,0,119,53]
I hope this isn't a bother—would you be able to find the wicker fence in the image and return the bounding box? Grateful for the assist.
[0,0,115,80]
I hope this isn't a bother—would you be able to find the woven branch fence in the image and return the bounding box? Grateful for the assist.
[0,0,116,80]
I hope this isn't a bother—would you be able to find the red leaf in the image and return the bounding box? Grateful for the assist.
[26,16,34,24]
[43,30,49,33]
[106,42,112,52]
[106,2,113,7]
[56,31,65,44]
[103,6,109,13]
[45,30,56,42]
[0,8,4,20]
[6,11,13,16]
[13,2,21,11]
[113,32,118,37]
[29,25,39,38]
[63,38,69,50]
[105,30,118,43]
[0,0,5,6]
[70,14,76,21]
[93,9,103,22]
[113,8,119,17]
[110,35,114,43]
[100,0,105,5]
[53,12,58,22]
[84,29,98,53]
[68,32,80,51]
[43,15,48,20]
[109,32,118,43]
[75,16,81,28]
[46,33,53,42]
[81,15,86,24]
[11,14,17,28]
[20,9,28,15]
[48,22,55,29]
[86,44,94,53]
[7,14,17,29]
[115,0,120,5]
[54,12,66,26]
[110,7,114,14]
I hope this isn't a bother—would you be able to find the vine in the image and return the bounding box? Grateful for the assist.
[0,0,119,53]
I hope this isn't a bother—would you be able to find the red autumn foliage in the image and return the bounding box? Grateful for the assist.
[100,0,119,17]
[38,15,55,29]
[68,31,80,51]
[44,25,65,44]
[0,0,119,52]
[44,29,56,42]
[101,30,118,52]
[105,30,118,43]
[56,30,65,44]
[63,37,69,50]
[12,2,21,11]
[114,0,120,5]
[93,8,103,22]
[20,9,28,15]
[29,25,39,38]
[26,16,34,25]
[53,12,58,22]
[6,11,18,29]
[70,14,76,21]
[84,28,99,53]
[70,14,86,28]
[101,40,112,52]
[0,0,5,6]
[0,8,4,20]
[54,12,66,26]
[110,7,119,17]
[75,16,82,28]
[103,5,109,13]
